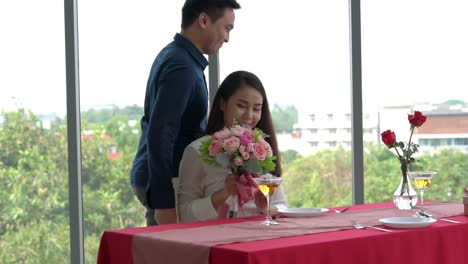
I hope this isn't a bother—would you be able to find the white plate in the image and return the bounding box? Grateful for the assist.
[379,217,437,229]
[278,208,329,218]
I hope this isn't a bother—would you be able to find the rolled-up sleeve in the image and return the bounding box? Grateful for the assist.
[177,146,219,222]
[270,185,288,210]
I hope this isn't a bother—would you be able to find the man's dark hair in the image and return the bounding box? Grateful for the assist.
[181,0,241,29]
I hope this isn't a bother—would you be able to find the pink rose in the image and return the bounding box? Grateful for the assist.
[208,140,223,157]
[233,156,243,166]
[252,143,266,161]
[246,143,255,153]
[239,145,246,153]
[256,138,268,148]
[223,136,240,153]
[257,138,273,157]
[239,145,250,160]
[239,135,253,146]
[241,150,250,160]
[213,128,231,140]
[243,129,254,137]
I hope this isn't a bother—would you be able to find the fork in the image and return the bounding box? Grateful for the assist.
[334,207,351,213]
[351,220,393,233]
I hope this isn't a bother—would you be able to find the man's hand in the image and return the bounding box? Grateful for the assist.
[154,208,177,224]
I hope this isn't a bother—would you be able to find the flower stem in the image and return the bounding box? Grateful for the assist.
[406,126,415,163]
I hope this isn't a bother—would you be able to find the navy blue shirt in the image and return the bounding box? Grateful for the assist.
[131,33,208,209]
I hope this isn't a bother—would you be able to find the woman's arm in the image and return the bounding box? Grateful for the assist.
[177,146,219,222]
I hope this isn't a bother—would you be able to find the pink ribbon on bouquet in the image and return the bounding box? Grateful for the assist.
[218,173,260,219]
[237,173,260,206]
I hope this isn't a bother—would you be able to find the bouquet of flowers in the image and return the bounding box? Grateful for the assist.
[381,110,427,204]
[199,121,276,217]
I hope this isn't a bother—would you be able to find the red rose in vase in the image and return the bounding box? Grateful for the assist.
[381,110,427,210]
[381,130,396,146]
[408,111,427,127]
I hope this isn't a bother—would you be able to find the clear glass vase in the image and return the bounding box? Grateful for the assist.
[393,174,418,210]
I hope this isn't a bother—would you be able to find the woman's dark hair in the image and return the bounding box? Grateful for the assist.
[206,70,282,177]
[181,0,241,29]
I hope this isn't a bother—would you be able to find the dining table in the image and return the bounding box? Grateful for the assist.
[97,201,468,264]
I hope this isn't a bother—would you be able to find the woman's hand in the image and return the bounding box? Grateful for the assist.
[254,191,278,215]
[223,174,238,196]
[254,191,267,213]
[154,208,177,225]
[211,174,238,209]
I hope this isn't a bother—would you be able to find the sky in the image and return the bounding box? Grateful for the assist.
[1,0,468,118]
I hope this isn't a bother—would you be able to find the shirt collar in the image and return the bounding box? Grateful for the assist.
[174,33,209,70]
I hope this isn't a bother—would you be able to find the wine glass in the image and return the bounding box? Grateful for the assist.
[253,175,283,225]
[407,171,437,213]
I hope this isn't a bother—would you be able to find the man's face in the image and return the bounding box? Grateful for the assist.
[202,8,235,55]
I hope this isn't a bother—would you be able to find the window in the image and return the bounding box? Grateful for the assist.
[5,2,468,262]
[310,114,316,122]
[221,1,352,208]
[455,138,468,145]
[309,141,319,147]
[309,128,318,133]
[0,1,70,261]
[362,0,468,203]
[77,1,186,261]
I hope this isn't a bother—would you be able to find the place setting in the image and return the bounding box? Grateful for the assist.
[378,171,461,229]
[254,169,461,234]
[376,171,437,229]
[277,207,330,218]
[408,171,461,224]
[276,206,350,218]
[254,176,348,223]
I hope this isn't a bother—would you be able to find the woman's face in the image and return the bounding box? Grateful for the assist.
[221,85,263,128]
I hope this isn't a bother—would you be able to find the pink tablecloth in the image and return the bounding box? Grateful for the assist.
[98,202,468,264]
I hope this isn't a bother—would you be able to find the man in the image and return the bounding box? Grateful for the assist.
[131,0,241,225]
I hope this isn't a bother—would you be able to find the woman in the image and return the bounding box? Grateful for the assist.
[177,70,287,222]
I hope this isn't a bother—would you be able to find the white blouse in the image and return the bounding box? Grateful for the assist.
[177,136,287,223]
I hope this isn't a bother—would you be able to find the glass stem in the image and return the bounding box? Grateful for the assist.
[266,194,271,221]
[420,190,425,212]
